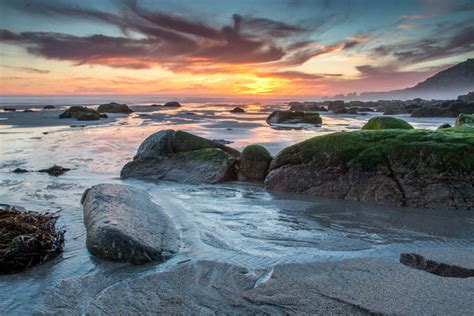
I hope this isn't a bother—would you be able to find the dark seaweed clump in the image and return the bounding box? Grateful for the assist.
[0,206,65,273]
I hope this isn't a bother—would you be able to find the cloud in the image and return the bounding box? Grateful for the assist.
[1,64,50,74]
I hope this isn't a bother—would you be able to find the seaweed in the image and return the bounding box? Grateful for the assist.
[0,206,65,274]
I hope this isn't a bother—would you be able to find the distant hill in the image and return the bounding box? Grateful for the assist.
[358,59,474,100]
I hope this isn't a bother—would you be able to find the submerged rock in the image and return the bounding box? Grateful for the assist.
[0,205,65,274]
[265,129,474,209]
[239,145,273,181]
[362,116,414,130]
[3,107,16,112]
[58,106,106,121]
[97,102,133,114]
[122,130,240,184]
[12,168,28,173]
[82,184,179,264]
[163,101,181,107]
[38,165,70,176]
[43,105,55,109]
[266,110,322,125]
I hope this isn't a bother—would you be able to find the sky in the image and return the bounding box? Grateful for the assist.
[0,0,473,97]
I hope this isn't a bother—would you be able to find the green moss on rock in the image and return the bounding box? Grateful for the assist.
[456,113,474,126]
[271,129,474,171]
[362,116,414,130]
[174,148,230,163]
[241,145,272,162]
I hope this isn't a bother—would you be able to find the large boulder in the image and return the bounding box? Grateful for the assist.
[121,130,240,184]
[97,102,133,114]
[82,184,179,264]
[362,116,414,130]
[265,129,474,209]
[239,145,273,181]
[59,106,106,121]
[266,110,322,125]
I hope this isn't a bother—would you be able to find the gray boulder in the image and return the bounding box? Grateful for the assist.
[82,184,179,264]
[97,102,133,114]
[239,145,273,181]
[122,130,240,184]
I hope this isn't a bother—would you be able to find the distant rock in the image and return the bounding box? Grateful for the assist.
[266,110,322,125]
[239,145,273,181]
[12,168,29,173]
[59,106,107,121]
[411,101,474,117]
[289,102,327,111]
[458,92,474,102]
[327,100,345,111]
[43,105,55,109]
[230,107,245,113]
[121,130,240,184]
[3,107,16,112]
[82,184,179,264]
[362,116,414,130]
[97,102,133,114]
[38,165,70,176]
[163,101,181,107]
[333,107,358,115]
[23,109,34,113]
[383,107,406,115]
[437,123,452,129]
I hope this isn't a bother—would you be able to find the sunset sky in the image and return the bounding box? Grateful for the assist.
[0,0,473,97]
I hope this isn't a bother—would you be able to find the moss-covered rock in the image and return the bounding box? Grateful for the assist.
[266,110,322,125]
[239,145,273,181]
[98,102,133,114]
[362,116,414,130]
[456,113,474,126]
[266,129,474,209]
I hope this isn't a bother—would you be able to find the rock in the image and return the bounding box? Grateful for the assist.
[23,109,34,113]
[12,168,28,173]
[97,102,133,114]
[266,110,322,125]
[289,102,327,111]
[403,103,421,113]
[239,145,273,181]
[82,184,179,264]
[356,107,374,112]
[411,101,474,117]
[59,106,105,121]
[458,91,474,102]
[327,100,345,111]
[122,148,237,184]
[38,165,70,176]
[42,105,55,109]
[265,129,474,209]
[333,107,358,115]
[40,256,474,314]
[437,123,452,129]
[383,107,406,115]
[212,139,234,145]
[400,248,474,278]
[122,130,240,184]
[0,205,64,274]
[163,101,181,107]
[362,116,414,130]
[3,107,16,112]
[134,129,240,159]
[230,107,245,113]
[456,113,474,126]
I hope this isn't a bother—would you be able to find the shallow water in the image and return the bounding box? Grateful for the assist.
[0,102,471,314]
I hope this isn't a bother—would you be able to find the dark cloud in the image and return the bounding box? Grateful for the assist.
[1,64,50,74]
[259,71,342,80]
[237,15,307,38]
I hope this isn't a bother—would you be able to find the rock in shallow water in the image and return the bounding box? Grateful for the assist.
[82,184,179,264]
[265,129,474,209]
[239,145,273,181]
[97,102,133,114]
[266,110,322,126]
[122,130,240,184]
